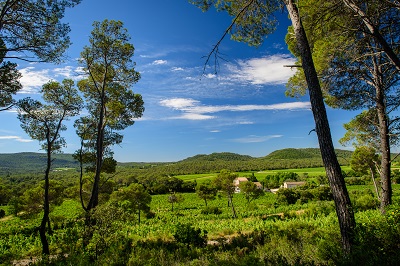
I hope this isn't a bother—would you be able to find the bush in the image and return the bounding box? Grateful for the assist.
[276,188,298,205]
[173,223,207,247]
[201,206,222,215]
[345,177,366,185]
[0,209,5,218]
[354,194,379,211]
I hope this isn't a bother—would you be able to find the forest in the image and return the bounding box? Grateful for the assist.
[1,0,400,265]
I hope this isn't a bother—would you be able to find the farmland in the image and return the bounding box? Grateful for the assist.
[1,149,400,265]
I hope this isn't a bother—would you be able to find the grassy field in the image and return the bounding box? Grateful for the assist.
[176,166,353,184]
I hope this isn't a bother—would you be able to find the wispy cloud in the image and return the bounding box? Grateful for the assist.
[171,67,184,71]
[159,97,310,120]
[231,134,283,143]
[19,66,85,93]
[152,59,168,65]
[228,54,296,85]
[19,67,51,93]
[0,135,33,143]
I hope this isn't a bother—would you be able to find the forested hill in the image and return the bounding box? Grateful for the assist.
[0,152,78,175]
[0,148,354,176]
[181,152,253,162]
[264,148,353,161]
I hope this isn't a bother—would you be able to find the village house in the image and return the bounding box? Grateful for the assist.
[283,181,306,189]
[233,177,249,193]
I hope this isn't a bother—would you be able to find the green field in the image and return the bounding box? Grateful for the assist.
[2,165,400,265]
[176,166,352,184]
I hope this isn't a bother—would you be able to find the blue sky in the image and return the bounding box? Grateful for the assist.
[0,0,358,162]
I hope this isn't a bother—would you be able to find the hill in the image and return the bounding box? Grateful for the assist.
[0,148,353,176]
[180,152,253,162]
[0,152,78,175]
[264,148,353,161]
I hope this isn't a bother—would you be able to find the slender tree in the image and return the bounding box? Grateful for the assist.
[196,181,218,207]
[190,0,355,254]
[17,79,82,255]
[350,146,381,200]
[286,0,400,212]
[110,183,151,225]
[239,181,264,204]
[213,169,238,218]
[75,20,144,213]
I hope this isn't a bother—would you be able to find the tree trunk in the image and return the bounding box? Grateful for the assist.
[87,96,106,212]
[285,0,356,255]
[228,193,237,218]
[374,64,392,212]
[369,166,380,200]
[39,144,52,255]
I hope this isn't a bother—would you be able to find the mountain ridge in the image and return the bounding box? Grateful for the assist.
[0,148,354,175]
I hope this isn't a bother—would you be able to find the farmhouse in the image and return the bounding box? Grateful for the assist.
[283,181,306,189]
[233,177,249,193]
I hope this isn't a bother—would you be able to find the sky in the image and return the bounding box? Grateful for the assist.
[0,0,359,162]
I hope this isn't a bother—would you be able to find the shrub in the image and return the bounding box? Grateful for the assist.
[345,177,366,185]
[173,223,207,247]
[354,194,379,211]
[0,209,5,218]
[201,206,222,215]
[276,188,298,205]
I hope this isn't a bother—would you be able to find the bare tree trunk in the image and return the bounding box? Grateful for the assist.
[228,193,237,218]
[285,0,356,255]
[88,97,106,212]
[39,144,52,255]
[375,75,392,212]
[369,166,380,200]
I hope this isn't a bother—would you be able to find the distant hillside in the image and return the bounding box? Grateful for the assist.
[264,148,353,161]
[0,152,78,175]
[0,148,354,176]
[181,152,254,162]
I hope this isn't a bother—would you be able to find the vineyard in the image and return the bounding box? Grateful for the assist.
[1,179,400,265]
[1,150,400,265]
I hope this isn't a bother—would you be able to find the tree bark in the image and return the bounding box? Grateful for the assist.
[285,0,356,255]
[374,61,392,212]
[369,166,380,200]
[39,141,51,255]
[228,193,237,218]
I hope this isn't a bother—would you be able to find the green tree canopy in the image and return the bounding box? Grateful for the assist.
[110,183,151,224]
[75,19,144,212]
[17,79,82,255]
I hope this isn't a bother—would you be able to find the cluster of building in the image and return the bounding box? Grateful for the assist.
[233,177,306,193]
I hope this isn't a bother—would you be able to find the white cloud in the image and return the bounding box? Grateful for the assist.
[53,66,86,80]
[204,73,216,79]
[0,135,33,143]
[160,98,199,109]
[228,54,297,85]
[18,66,86,94]
[231,135,283,143]
[152,59,168,65]
[210,130,220,133]
[177,113,215,120]
[171,67,184,71]
[159,97,310,120]
[19,67,52,93]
